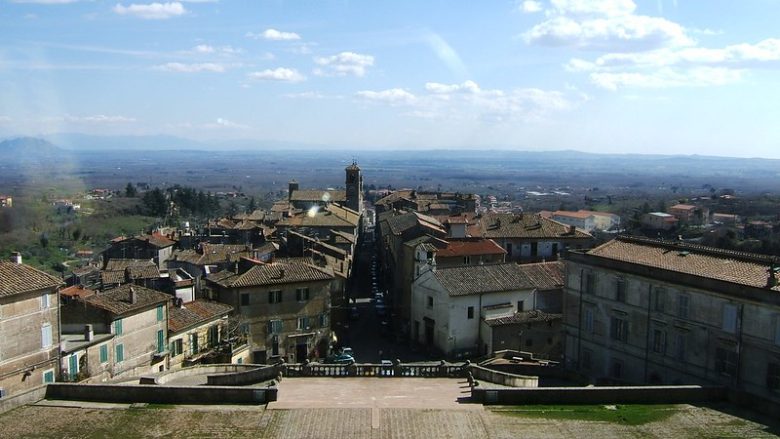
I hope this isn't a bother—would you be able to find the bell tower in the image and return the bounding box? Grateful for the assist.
[345,160,363,213]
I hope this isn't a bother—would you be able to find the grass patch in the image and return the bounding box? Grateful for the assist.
[491,404,680,426]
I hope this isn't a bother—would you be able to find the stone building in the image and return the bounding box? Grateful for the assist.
[563,235,780,405]
[103,234,177,269]
[60,284,171,380]
[167,300,235,369]
[0,255,62,399]
[205,258,335,364]
[286,162,364,214]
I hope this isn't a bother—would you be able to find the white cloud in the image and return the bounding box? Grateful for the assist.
[314,52,374,77]
[0,116,12,123]
[190,44,242,56]
[248,67,305,82]
[520,1,543,13]
[154,62,226,73]
[284,91,340,99]
[193,44,214,53]
[357,80,577,122]
[356,88,417,105]
[247,29,301,41]
[113,2,186,20]
[204,118,248,129]
[549,0,636,18]
[590,67,742,90]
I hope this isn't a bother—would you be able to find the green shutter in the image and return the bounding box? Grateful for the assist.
[157,330,165,353]
[157,305,164,322]
[114,319,123,335]
[99,344,108,363]
[43,370,55,383]
[116,344,124,362]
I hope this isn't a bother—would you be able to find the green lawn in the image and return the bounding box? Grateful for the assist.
[491,404,680,426]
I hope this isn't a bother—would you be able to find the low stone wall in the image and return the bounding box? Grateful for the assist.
[144,364,261,385]
[469,364,538,388]
[0,385,47,415]
[45,383,277,404]
[472,385,726,405]
[207,364,280,386]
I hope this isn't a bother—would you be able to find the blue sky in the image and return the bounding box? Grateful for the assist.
[1,0,779,158]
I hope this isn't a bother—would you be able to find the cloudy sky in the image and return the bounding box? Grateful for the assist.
[1,0,779,157]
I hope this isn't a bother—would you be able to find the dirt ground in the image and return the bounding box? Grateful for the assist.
[1,401,778,439]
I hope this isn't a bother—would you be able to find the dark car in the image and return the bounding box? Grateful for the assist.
[324,353,355,364]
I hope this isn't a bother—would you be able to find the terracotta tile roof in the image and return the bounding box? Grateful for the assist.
[552,210,594,219]
[330,230,356,244]
[669,204,697,211]
[484,310,562,327]
[586,235,780,292]
[436,239,506,258]
[168,300,233,333]
[171,244,252,266]
[101,270,126,285]
[105,259,155,271]
[517,261,564,290]
[385,211,445,236]
[61,285,96,299]
[84,284,170,316]
[116,233,175,248]
[207,260,334,288]
[277,211,357,228]
[474,213,592,240]
[375,190,414,207]
[433,263,536,296]
[0,262,63,297]
[289,189,346,202]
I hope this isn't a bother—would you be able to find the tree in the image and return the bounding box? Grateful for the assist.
[39,233,49,248]
[72,228,81,242]
[142,187,168,217]
[227,200,239,218]
[125,182,137,198]
[247,196,257,213]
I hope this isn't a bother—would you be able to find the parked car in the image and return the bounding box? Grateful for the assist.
[380,359,393,376]
[325,353,355,364]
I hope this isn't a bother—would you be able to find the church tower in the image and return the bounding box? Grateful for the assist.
[345,160,363,213]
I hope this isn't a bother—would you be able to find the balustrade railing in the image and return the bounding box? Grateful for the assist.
[282,361,469,378]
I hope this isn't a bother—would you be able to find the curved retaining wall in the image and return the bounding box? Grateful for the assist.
[45,383,277,404]
[141,364,264,385]
[207,364,280,386]
[469,364,539,388]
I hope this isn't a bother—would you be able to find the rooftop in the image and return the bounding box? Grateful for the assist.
[433,263,537,296]
[473,213,592,240]
[83,284,171,316]
[0,261,63,298]
[168,300,233,333]
[436,239,506,258]
[484,309,562,327]
[207,259,334,288]
[584,235,780,292]
[289,189,346,203]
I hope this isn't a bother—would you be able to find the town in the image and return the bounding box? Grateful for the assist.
[1,157,779,437]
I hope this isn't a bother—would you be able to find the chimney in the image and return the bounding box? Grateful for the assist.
[175,297,184,308]
[84,324,94,342]
[279,267,285,278]
[768,264,779,289]
[129,286,137,304]
[10,252,22,264]
[568,225,576,235]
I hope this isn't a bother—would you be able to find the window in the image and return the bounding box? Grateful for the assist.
[208,325,219,346]
[41,324,52,348]
[43,369,55,384]
[427,296,433,309]
[585,272,595,294]
[584,309,594,333]
[652,329,667,354]
[41,293,50,309]
[241,293,250,306]
[581,349,592,370]
[615,278,626,302]
[99,344,109,363]
[768,363,780,392]
[715,347,737,377]
[268,320,283,334]
[296,288,310,302]
[170,339,183,357]
[463,256,471,265]
[506,243,512,256]
[678,294,690,319]
[268,290,282,304]
[774,318,780,346]
[157,329,165,353]
[114,319,123,336]
[189,333,199,355]
[156,304,164,322]
[611,359,623,378]
[115,344,124,362]
[517,301,525,312]
[722,304,738,334]
[654,288,666,312]
[319,313,328,327]
[297,317,310,330]
[675,333,686,361]
[610,317,628,342]
[467,306,474,319]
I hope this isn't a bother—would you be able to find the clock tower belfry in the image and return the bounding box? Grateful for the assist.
[345,160,363,213]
